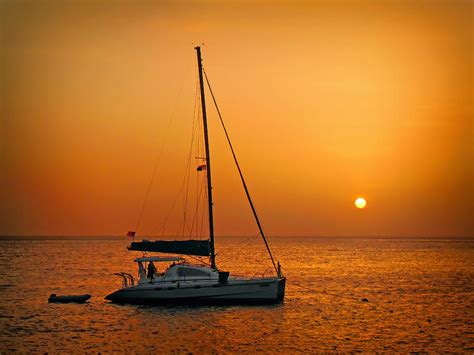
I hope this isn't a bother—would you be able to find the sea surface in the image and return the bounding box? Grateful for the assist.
[0,236,472,353]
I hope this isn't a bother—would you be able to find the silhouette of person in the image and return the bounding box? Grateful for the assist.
[147,261,156,284]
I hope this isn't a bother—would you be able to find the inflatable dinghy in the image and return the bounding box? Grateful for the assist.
[48,294,91,303]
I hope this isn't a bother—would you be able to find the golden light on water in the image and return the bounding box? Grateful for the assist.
[355,197,367,209]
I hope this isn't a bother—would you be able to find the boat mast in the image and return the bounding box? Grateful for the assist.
[195,46,216,269]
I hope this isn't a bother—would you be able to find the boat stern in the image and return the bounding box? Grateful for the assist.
[277,277,286,302]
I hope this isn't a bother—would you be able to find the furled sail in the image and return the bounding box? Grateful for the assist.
[128,240,210,257]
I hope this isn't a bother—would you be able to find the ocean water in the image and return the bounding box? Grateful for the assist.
[0,236,472,353]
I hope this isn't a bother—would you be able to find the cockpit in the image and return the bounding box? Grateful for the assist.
[133,256,219,285]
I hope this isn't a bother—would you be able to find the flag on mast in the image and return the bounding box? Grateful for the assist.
[197,164,207,171]
[127,231,136,238]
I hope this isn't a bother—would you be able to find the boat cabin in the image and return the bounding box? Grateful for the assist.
[134,256,220,285]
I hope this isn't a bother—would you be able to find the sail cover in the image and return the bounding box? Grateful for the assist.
[128,240,210,257]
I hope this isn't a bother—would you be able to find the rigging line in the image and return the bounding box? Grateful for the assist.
[181,74,202,238]
[193,107,203,238]
[180,161,191,238]
[134,82,182,235]
[181,73,204,237]
[197,110,206,239]
[193,141,199,238]
[151,159,190,237]
[151,76,201,237]
[291,281,373,303]
[203,69,278,275]
[182,98,198,237]
[185,254,209,266]
[199,182,207,239]
[240,234,260,247]
[152,182,185,237]
[189,174,207,237]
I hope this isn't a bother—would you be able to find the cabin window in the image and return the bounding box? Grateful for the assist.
[177,267,209,277]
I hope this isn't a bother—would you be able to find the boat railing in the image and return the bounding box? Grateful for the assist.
[232,268,275,280]
[114,272,135,288]
[248,268,275,279]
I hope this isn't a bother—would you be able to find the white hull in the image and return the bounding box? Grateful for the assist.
[106,277,286,305]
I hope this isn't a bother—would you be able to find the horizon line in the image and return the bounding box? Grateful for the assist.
[0,234,472,240]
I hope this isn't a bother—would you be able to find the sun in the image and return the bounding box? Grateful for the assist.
[355,197,367,209]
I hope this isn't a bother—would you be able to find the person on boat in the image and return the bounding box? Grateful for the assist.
[147,261,156,284]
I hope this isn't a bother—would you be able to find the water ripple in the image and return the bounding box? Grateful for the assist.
[0,237,472,352]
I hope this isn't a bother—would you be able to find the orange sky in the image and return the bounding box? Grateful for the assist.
[0,0,472,237]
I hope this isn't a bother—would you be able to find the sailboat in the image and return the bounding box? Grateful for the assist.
[105,47,286,304]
